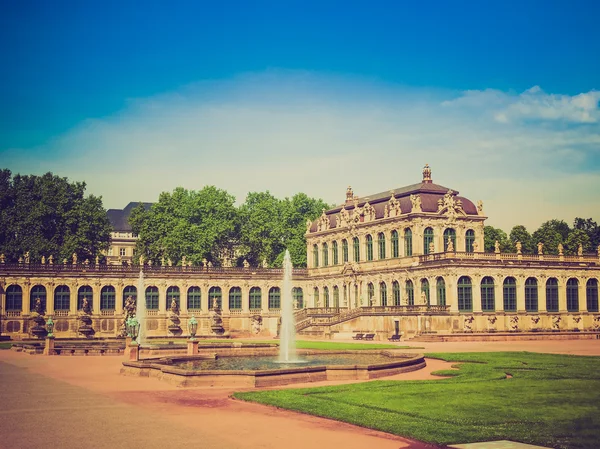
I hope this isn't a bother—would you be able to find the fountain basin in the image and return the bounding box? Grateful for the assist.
[120,350,426,387]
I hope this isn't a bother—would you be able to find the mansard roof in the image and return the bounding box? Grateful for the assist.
[107,202,153,232]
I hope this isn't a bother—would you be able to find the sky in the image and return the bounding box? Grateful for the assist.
[1,0,599,232]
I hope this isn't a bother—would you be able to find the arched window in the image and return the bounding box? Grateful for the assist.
[378,232,386,259]
[444,228,456,251]
[391,230,399,258]
[30,285,47,312]
[54,285,70,311]
[100,286,116,310]
[208,286,222,309]
[313,244,319,268]
[380,282,387,306]
[322,243,329,267]
[313,287,320,307]
[333,286,339,308]
[123,286,137,310]
[457,276,473,312]
[229,287,242,310]
[166,286,180,309]
[525,278,538,312]
[392,281,401,306]
[404,228,413,256]
[249,287,261,310]
[146,286,159,310]
[436,277,446,306]
[366,235,374,261]
[567,278,579,312]
[586,279,599,312]
[78,286,93,310]
[269,287,281,309]
[6,285,23,311]
[421,279,430,305]
[332,241,339,265]
[503,277,516,312]
[293,287,304,309]
[406,280,414,305]
[353,237,360,262]
[187,286,201,310]
[342,239,349,263]
[546,278,558,312]
[466,229,475,253]
[424,227,434,254]
[323,287,330,308]
[367,283,375,305]
[481,277,495,312]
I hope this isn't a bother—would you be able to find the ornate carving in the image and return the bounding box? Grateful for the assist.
[410,194,422,213]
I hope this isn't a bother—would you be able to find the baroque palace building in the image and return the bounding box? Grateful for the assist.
[1,165,599,340]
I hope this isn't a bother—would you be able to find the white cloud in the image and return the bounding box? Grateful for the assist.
[2,71,599,232]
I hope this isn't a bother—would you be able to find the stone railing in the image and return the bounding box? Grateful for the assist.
[418,251,599,264]
[101,310,115,316]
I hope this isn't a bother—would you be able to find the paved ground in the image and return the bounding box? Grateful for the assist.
[1,339,598,449]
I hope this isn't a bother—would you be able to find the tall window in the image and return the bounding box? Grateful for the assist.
[332,241,339,265]
[322,243,329,267]
[229,287,242,310]
[146,286,159,310]
[525,278,538,312]
[378,233,386,259]
[367,283,375,305]
[391,230,399,258]
[292,287,303,309]
[404,228,413,256]
[366,235,373,261]
[421,279,430,304]
[466,229,475,252]
[457,276,473,312]
[77,285,93,310]
[269,287,281,309]
[566,278,579,312]
[587,279,599,312]
[100,286,116,310]
[436,277,446,306]
[187,286,201,310]
[546,278,559,312]
[313,287,320,308]
[392,281,401,306]
[54,285,70,311]
[313,244,319,268]
[323,287,330,307]
[30,285,47,312]
[208,286,222,309]
[123,286,137,310]
[380,282,387,306]
[406,280,414,305]
[342,239,349,263]
[424,227,434,254]
[6,285,22,311]
[503,277,516,312]
[333,286,339,308]
[249,287,261,309]
[166,286,180,309]
[353,237,360,262]
[481,277,495,312]
[444,228,456,251]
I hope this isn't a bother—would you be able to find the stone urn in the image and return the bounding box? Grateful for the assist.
[209,307,224,335]
[30,313,47,339]
[78,299,94,338]
[168,299,182,335]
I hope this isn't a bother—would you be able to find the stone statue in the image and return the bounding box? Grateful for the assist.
[18,256,23,264]
[72,252,77,265]
[251,315,262,334]
[41,255,46,264]
[384,204,390,218]
[170,298,179,314]
[48,255,53,264]
[207,261,213,268]
[477,200,484,215]
[62,258,68,264]
[420,291,427,305]
[24,252,30,264]
[139,255,144,266]
[161,256,165,266]
[0,254,5,263]
[212,297,219,310]
[409,194,422,213]
[168,258,173,267]
[494,240,500,253]
[515,241,522,254]
[82,298,91,314]
[537,242,544,255]
[473,241,479,252]
[262,258,268,268]
[84,259,90,265]
[428,242,435,254]
[243,259,250,268]
[34,298,43,314]
[578,244,583,256]
[124,296,136,319]
[446,238,454,252]
[202,258,207,268]
[147,259,152,267]
[306,218,312,232]
[181,256,187,266]
[558,243,564,256]
[95,255,99,265]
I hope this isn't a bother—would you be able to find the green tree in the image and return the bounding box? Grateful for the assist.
[573,218,600,249]
[532,220,570,255]
[509,225,534,254]
[564,229,591,255]
[483,226,510,252]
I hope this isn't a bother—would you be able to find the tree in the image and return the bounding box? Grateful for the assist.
[573,218,600,250]
[564,229,591,255]
[509,225,534,254]
[532,220,570,255]
[0,170,112,262]
[483,226,510,252]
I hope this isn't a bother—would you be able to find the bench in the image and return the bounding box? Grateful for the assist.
[388,334,401,342]
[364,333,376,341]
[352,333,364,340]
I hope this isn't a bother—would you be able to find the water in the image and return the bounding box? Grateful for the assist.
[278,250,298,362]
[135,268,145,344]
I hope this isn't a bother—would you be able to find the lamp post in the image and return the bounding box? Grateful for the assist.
[43,317,55,355]
[46,317,55,338]
[187,315,199,355]
[126,315,141,361]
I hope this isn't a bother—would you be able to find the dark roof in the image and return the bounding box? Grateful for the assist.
[107,202,153,232]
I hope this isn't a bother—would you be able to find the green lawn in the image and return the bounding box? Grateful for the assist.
[0,342,12,350]
[234,352,600,449]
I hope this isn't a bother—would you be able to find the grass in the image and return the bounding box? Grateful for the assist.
[0,342,12,349]
[234,352,600,449]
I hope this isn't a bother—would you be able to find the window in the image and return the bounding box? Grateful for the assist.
[404,228,413,256]
[146,286,159,310]
[406,280,414,305]
[332,241,339,265]
[229,287,242,310]
[333,286,339,308]
[481,277,495,312]
[209,287,222,309]
[269,287,281,309]
[567,278,579,312]
[525,278,538,312]
[100,286,116,310]
[391,230,399,258]
[322,243,329,267]
[353,237,360,262]
[443,228,456,251]
[187,286,201,309]
[457,276,473,312]
[503,277,516,312]
[292,287,304,309]
[30,285,47,312]
[6,285,22,311]
[436,277,446,306]
[424,227,434,254]
[380,282,387,306]
[313,244,319,268]
[366,235,373,261]
[78,286,93,310]
[54,285,70,311]
[367,283,375,305]
[466,229,475,252]
[166,286,180,309]
[323,287,330,307]
[392,281,401,306]
[421,279,430,305]
[119,248,126,257]
[546,278,558,312]
[342,239,349,263]
[249,287,262,309]
[378,233,386,259]
[587,279,599,312]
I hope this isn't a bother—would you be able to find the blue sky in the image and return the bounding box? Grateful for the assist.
[1,1,599,231]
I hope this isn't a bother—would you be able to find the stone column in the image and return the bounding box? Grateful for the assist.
[472,278,482,313]
[516,278,526,312]
[47,285,55,315]
[179,284,188,315]
[158,283,166,314]
[538,279,547,312]
[494,282,503,312]
[579,280,586,312]
[22,280,31,315]
[262,283,270,313]
[241,285,249,313]
[558,279,567,313]
[446,276,458,313]
[222,284,230,313]
[115,281,124,315]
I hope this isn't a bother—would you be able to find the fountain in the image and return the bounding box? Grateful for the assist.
[135,268,145,344]
[278,250,299,363]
